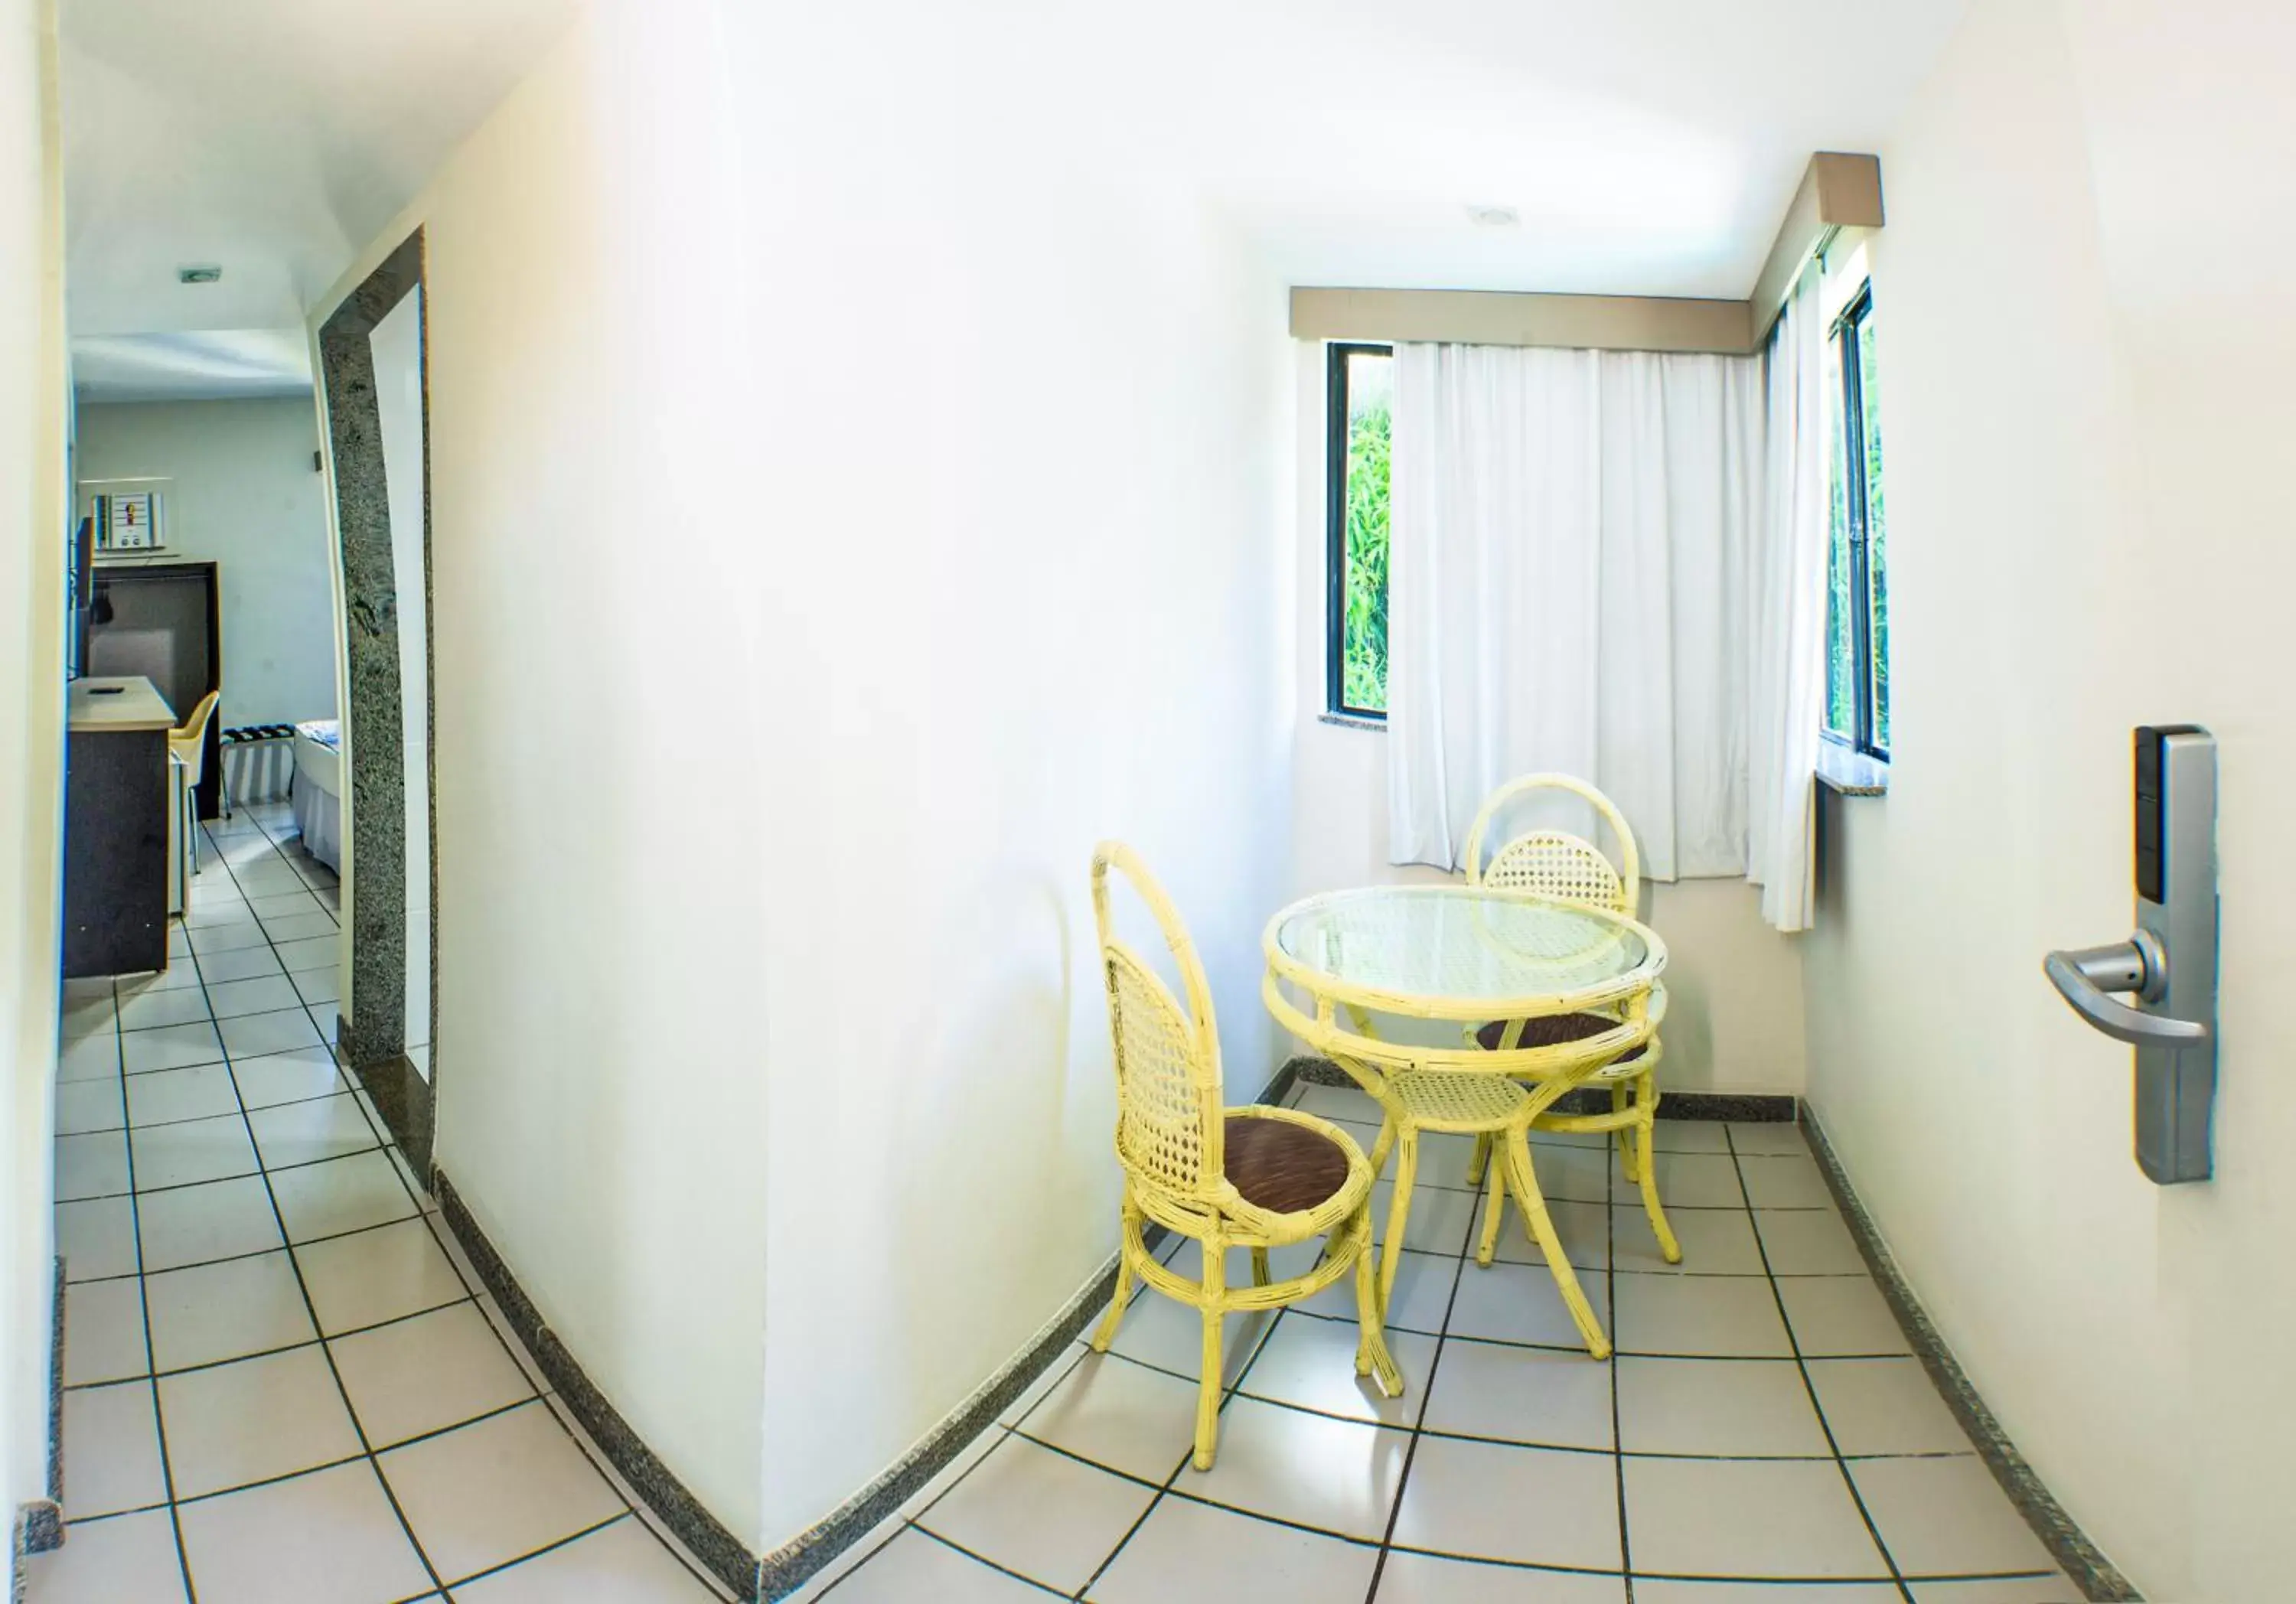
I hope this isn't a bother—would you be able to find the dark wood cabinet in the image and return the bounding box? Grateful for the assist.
[88,560,222,820]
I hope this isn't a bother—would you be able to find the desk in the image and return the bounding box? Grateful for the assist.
[63,676,176,978]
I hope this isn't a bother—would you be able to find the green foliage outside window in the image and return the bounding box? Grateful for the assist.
[1861,314,1888,751]
[1342,363,1391,713]
[1824,286,1888,757]
[1825,358,1857,739]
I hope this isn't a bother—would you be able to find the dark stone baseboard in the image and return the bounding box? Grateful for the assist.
[751,1064,1303,1602]
[755,1257,1124,1601]
[15,1501,59,1564]
[1280,1055,1797,1123]
[1799,1108,2138,1602]
[24,1256,64,1560]
[432,1172,759,1600]
[341,1039,433,1179]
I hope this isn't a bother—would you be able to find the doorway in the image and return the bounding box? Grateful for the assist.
[315,231,438,1172]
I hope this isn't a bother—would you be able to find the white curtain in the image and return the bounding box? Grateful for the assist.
[1385,341,1766,882]
[1745,267,1830,932]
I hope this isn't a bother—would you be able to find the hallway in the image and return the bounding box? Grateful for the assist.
[792,1085,2079,1602]
[34,805,729,1603]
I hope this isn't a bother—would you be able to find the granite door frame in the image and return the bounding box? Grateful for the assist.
[316,230,438,1173]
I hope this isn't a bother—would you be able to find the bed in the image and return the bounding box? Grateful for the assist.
[292,719,344,871]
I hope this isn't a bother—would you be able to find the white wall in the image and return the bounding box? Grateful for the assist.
[740,1,1296,1550]
[1802,1,2296,1599]
[380,0,772,1542]
[318,0,1300,1558]
[1286,344,1808,1095]
[0,0,64,1563]
[72,397,336,735]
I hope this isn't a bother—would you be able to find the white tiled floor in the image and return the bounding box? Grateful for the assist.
[791,1080,2086,1603]
[38,807,2088,1602]
[31,805,731,1604]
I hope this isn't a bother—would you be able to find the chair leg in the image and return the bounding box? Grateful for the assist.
[1613,1081,1637,1182]
[1192,1240,1227,1472]
[1632,1081,1681,1263]
[1368,1117,1397,1180]
[1250,1247,1270,1287]
[1467,1132,1492,1187]
[1502,1130,1612,1360]
[1091,1199,1137,1352]
[1475,1139,1507,1267]
[1350,1211,1404,1398]
[1378,1130,1419,1310]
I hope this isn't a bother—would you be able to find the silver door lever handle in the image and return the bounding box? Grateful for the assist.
[2043,937,2209,1050]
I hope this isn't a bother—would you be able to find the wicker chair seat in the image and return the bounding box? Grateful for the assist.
[1223,1114,1353,1215]
[1474,1011,1649,1064]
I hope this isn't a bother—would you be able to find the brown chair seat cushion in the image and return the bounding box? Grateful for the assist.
[1475,1012,1649,1062]
[1225,1116,1352,1214]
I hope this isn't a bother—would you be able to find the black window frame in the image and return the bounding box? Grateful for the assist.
[1826,283,1889,762]
[1326,341,1393,721]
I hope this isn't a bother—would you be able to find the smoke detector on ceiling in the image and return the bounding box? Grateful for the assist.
[177,265,223,285]
[1466,206,1521,229]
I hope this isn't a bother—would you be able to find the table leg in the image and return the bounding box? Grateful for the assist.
[1475,1148,1506,1267]
[1503,1128,1612,1360]
[1378,1130,1419,1309]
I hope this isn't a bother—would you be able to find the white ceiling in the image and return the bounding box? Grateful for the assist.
[71,328,311,404]
[59,0,1964,406]
[60,0,576,352]
[1122,0,1968,298]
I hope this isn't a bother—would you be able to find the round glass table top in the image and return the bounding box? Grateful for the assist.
[1267,885,1663,1012]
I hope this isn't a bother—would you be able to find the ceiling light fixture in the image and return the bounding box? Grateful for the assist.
[1466,206,1521,229]
[178,265,223,285]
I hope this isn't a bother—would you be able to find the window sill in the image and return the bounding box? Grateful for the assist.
[1817,742,1889,797]
[1318,712,1387,732]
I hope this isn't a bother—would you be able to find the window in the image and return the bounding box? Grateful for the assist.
[1824,283,1889,758]
[1326,342,1392,718]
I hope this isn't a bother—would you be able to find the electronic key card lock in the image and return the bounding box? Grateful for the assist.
[2043,725,2218,1184]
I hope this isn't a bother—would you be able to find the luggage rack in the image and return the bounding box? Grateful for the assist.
[217,724,301,817]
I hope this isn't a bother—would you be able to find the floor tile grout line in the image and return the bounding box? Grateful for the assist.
[1358,1164,1479,1604]
[1609,1166,1634,1603]
[188,826,453,1600]
[1100,1337,1759,1450]
[1062,1214,1412,1603]
[167,1449,371,1509]
[1283,1304,1910,1361]
[241,809,700,1598]
[66,1292,484,1393]
[181,851,689,1596]
[424,1508,637,1596]
[70,1139,393,1208]
[1724,1124,1915,1602]
[64,1078,370,1139]
[907,1523,1073,1597]
[70,1205,449,1286]
[902,1425,1022,1537]
[803,1514,918,1600]
[337,1081,733,1604]
[762,1106,1852,1597]
[85,980,204,1603]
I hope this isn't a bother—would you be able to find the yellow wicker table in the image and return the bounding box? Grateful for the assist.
[1261,885,1668,1360]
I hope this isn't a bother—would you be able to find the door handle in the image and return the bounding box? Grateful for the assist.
[2043,935,2208,1050]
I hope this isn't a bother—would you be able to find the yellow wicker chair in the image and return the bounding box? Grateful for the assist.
[1089,843,1401,1471]
[1462,774,1681,1265]
[169,690,220,879]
